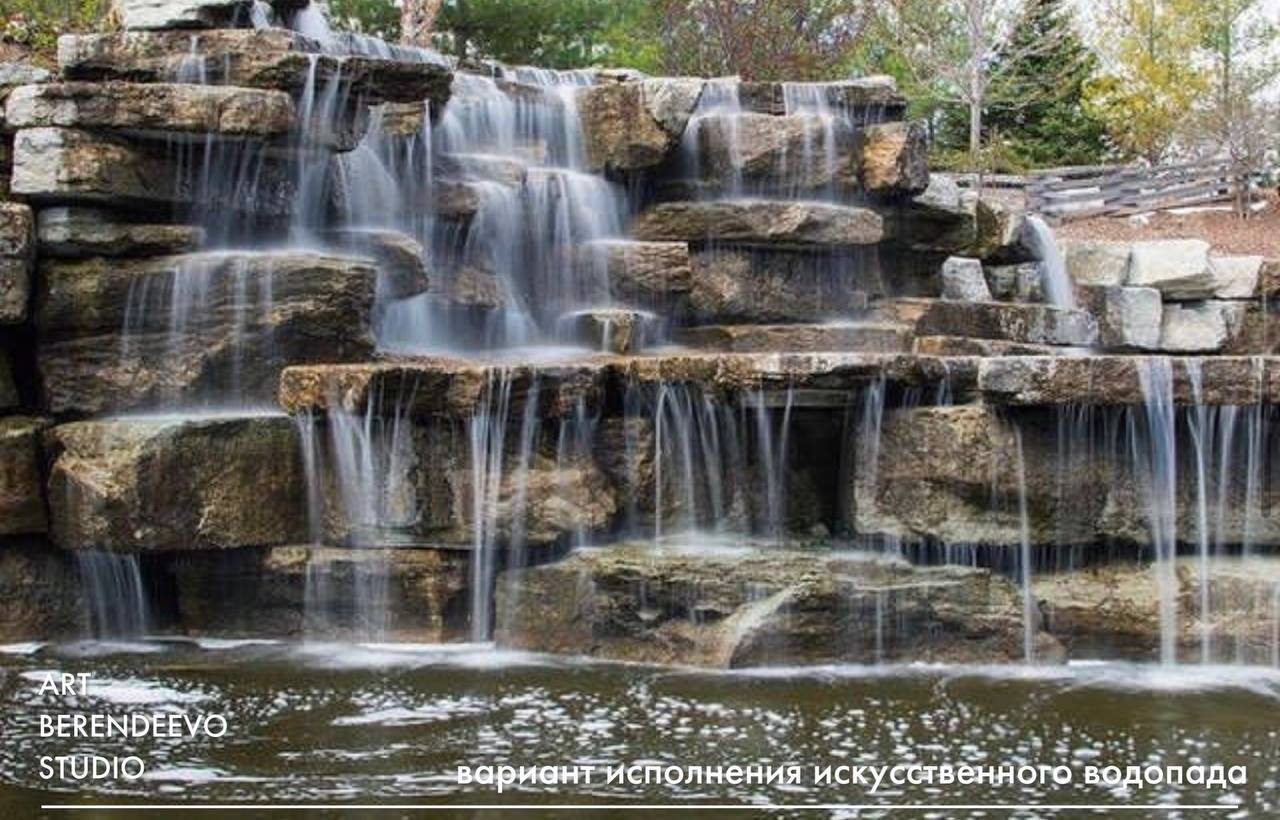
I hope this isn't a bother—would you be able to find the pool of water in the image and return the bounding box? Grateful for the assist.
[2,639,1277,818]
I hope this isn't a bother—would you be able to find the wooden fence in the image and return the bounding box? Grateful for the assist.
[1025,160,1258,223]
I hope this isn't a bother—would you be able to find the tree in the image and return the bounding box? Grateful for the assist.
[876,0,1059,168]
[327,0,400,39]
[1190,0,1279,214]
[983,0,1108,168]
[648,0,872,81]
[438,0,639,68]
[400,0,442,47]
[1083,0,1209,163]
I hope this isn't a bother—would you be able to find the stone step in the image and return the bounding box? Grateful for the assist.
[37,250,378,415]
[11,127,297,212]
[278,352,976,419]
[631,199,884,249]
[58,30,452,106]
[910,298,1099,347]
[45,413,306,552]
[4,82,295,139]
[676,322,912,353]
[495,542,1039,667]
[736,78,906,117]
[37,207,204,258]
[978,355,1280,406]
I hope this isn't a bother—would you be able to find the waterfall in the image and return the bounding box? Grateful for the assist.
[1012,427,1036,663]
[77,552,150,640]
[1022,216,1075,310]
[296,386,421,640]
[1135,358,1179,666]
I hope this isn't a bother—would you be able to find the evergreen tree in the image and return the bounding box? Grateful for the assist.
[984,0,1108,168]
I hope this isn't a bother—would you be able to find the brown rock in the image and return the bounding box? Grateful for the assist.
[632,200,884,248]
[4,82,295,137]
[0,416,51,535]
[495,543,1040,668]
[37,251,377,415]
[0,202,34,323]
[46,415,307,552]
[856,120,929,197]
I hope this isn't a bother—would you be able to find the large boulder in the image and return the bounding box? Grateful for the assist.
[940,257,991,302]
[1036,558,1280,664]
[36,207,204,258]
[318,228,430,300]
[632,200,884,249]
[45,415,307,552]
[4,82,294,137]
[36,251,378,415]
[58,31,453,106]
[578,240,692,305]
[913,299,1098,346]
[1078,285,1162,350]
[1061,239,1131,288]
[11,127,297,214]
[1209,255,1263,299]
[0,416,52,536]
[1126,239,1215,298]
[577,78,703,173]
[0,202,34,324]
[1159,301,1247,353]
[170,545,470,640]
[688,247,878,322]
[855,120,928,197]
[303,415,618,551]
[495,542,1044,667]
[688,112,855,192]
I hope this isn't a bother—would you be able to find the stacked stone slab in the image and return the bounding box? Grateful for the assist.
[0,3,452,638]
[1063,238,1273,354]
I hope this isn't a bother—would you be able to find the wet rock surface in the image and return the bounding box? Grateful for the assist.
[45,415,307,552]
[496,543,1043,668]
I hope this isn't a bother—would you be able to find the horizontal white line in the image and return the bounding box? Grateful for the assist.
[40,805,1242,812]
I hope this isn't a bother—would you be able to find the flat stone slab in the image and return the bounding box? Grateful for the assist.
[278,352,977,418]
[11,127,296,212]
[913,299,1099,347]
[495,542,1037,668]
[631,200,884,248]
[58,30,452,106]
[36,207,204,258]
[979,355,1280,405]
[45,414,306,552]
[676,323,913,353]
[4,82,294,137]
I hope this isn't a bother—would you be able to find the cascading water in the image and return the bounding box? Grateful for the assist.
[77,552,150,640]
[1022,215,1075,310]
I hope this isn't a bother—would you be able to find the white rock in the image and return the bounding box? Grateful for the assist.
[1089,286,1162,350]
[1159,301,1246,353]
[940,257,991,302]
[1209,255,1263,299]
[641,78,704,137]
[1126,239,1214,299]
[116,0,242,30]
[1061,239,1131,287]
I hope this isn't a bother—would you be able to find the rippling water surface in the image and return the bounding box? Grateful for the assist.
[2,640,1277,818]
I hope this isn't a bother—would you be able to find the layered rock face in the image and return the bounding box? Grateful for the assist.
[1,0,1278,672]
